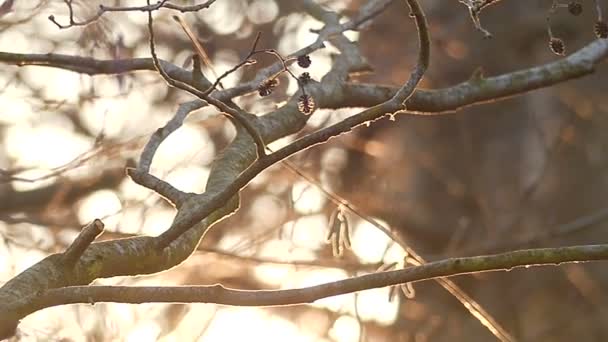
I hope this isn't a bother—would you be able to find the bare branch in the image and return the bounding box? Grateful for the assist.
[1,0,608,340]
[335,38,608,112]
[126,168,190,208]
[138,100,205,173]
[62,219,105,267]
[3,37,605,115]
[10,244,608,318]
[48,0,217,29]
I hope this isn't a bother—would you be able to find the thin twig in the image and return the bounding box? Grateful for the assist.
[48,0,217,29]
[126,168,190,208]
[172,15,223,89]
[146,8,267,158]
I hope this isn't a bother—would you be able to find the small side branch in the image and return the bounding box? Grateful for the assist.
[138,100,205,173]
[48,0,217,29]
[459,0,502,38]
[62,219,105,267]
[127,168,189,208]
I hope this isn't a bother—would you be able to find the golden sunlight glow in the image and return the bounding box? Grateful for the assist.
[5,118,91,169]
[77,189,122,229]
[119,178,155,203]
[329,315,361,342]
[142,207,175,236]
[249,194,287,229]
[210,49,243,88]
[321,147,348,173]
[21,306,87,341]
[126,321,162,342]
[247,0,279,25]
[155,304,217,341]
[10,169,55,192]
[383,242,408,265]
[12,247,46,274]
[266,134,295,151]
[80,90,167,140]
[24,67,83,103]
[283,214,328,250]
[355,287,400,325]
[0,26,30,53]
[351,219,393,264]
[291,181,327,214]
[0,85,34,125]
[198,0,246,35]
[254,240,317,285]
[165,166,210,194]
[151,124,216,172]
[254,264,293,286]
[200,307,313,342]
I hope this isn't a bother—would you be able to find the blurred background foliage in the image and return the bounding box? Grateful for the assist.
[1,0,608,341]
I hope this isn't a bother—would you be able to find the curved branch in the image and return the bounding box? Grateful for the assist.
[9,244,608,321]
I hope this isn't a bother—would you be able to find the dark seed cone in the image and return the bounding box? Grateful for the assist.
[297,94,315,115]
[595,21,608,39]
[299,72,312,84]
[568,2,582,16]
[549,37,566,55]
[258,78,279,97]
[297,55,311,68]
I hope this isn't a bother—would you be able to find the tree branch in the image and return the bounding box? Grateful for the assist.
[2,1,608,340]
[335,38,608,112]
[48,0,217,29]
[1,37,606,115]
[61,219,105,267]
[6,244,608,328]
